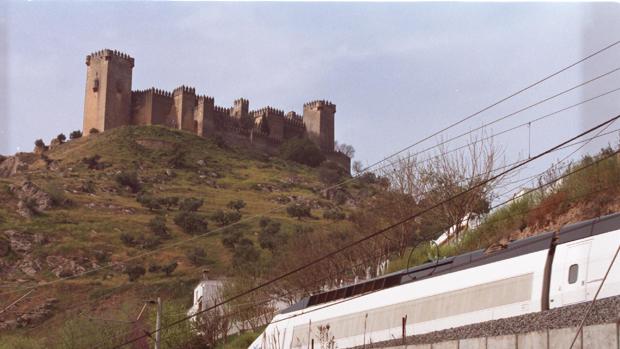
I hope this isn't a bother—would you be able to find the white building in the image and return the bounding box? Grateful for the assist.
[188,271,224,320]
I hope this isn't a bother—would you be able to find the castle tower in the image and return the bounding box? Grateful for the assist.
[83,49,134,135]
[232,98,249,119]
[173,86,197,132]
[302,100,336,152]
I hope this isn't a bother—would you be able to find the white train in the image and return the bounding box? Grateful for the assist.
[249,212,620,349]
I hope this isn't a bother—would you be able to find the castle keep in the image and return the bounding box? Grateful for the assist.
[82,49,350,171]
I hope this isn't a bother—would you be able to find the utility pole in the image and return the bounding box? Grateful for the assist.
[155,297,162,349]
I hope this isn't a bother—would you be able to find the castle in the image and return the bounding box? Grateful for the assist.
[82,49,350,171]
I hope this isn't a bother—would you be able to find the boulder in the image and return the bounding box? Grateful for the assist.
[0,155,29,177]
[9,181,53,217]
[46,255,87,278]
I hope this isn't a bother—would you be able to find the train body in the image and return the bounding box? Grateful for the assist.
[249,213,620,349]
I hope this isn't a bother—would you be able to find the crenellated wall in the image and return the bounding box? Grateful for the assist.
[82,49,351,172]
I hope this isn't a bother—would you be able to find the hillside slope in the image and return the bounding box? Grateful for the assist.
[0,126,361,345]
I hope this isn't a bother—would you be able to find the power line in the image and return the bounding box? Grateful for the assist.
[354,40,620,175]
[375,86,620,184]
[3,40,618,304]
[364,74,620,178]
[495,123,620,200]
[233,148,620,329]
[568,241,620,349]
[108,114,620,349]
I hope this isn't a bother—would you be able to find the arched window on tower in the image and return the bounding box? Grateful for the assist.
[92,78,99,92]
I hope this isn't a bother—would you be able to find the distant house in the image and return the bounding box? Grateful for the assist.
[187,271,224,321]
[433,213,482,246]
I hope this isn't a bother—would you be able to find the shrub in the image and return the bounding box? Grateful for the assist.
[318,161,347,185]
[213,135,226,148]
[179,197,204,212]
[137,193,162,211]
[258,221,286,251]
[232,239,260,269]
[160,196,180,210]
[56,133,66,143]
[69,130,83,139]
[142,236,161,250]
[34,139,45,148]
[115,171,141,193]
[93,250,110,263]
[168,144,188,169]
[125,264,145,282]
[82,154,105,170]
[227,199,246,212]
[323,208,346,220]
[279,138,325,167]
[81,180,96,194]
[220,229,242,250]
[187,247,211,266]
[174,211,208,235]
[211,209,241,226]
[162,261,178,276]
[286,202,311,220]
[148,216,170,238]
[119,233,136,247]
[332,190,349,206]
[89,128,100,134]
[45,181,70,207]
[148,264,162,273]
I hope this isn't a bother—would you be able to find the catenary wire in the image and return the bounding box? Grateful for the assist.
[107,115,620,349]
[3,41,618,306]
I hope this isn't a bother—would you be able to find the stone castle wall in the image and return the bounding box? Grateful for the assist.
[82,49,350,171]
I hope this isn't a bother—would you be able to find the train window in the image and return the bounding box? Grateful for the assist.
[568,264,579,284]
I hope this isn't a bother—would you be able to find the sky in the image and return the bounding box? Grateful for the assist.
[1,2,620,193]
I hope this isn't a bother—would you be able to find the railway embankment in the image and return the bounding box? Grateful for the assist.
[350,295,620,349]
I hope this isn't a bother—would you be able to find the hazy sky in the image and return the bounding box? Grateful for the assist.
[2,2,620,190]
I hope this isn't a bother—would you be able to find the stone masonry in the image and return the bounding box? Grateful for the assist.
[82,49,350,171]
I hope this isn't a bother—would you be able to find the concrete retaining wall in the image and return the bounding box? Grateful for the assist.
[378,322,618,349]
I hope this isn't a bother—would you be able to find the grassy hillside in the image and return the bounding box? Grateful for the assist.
[0,126,359,347]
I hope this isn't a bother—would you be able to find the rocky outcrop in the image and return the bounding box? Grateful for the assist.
[2,230,48,277]
[0,298,58,330]
[45,255,90,277]
[0,155,29,177]
[9,181,53,217]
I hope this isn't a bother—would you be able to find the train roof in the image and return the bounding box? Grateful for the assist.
[281,212,620,314]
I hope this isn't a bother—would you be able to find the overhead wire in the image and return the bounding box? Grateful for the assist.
[3,42,619,298]
[107,114,620,349]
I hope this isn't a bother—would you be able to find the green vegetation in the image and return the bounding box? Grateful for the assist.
[69,130,82,139]
[279,137,325,167]
[389,146,620,271]
[286,202,312,220]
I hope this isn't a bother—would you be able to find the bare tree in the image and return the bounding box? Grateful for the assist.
[193,284,233,347]
[381,134,504,243]
[335,141,355,158]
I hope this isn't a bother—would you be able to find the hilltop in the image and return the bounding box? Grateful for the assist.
[0,126,369,347]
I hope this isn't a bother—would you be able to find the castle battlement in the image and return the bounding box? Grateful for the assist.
[82,49,350,172]
[197,95,215,105]
[86,49,135,67]
[303,100,336,111]
[252,106,285,117]
[214,105,232,114]
[284,112,305,129]
[173,85,196,95]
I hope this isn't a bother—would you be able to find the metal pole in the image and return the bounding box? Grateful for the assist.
[569,242,620,349]
[155,297,162,349]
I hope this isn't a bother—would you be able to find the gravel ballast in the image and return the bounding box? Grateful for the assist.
[349,295,620,348]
